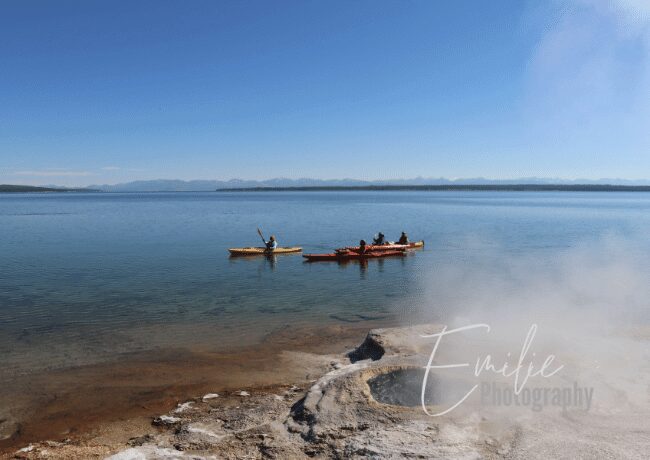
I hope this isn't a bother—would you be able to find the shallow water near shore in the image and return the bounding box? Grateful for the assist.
[2,191,650,448]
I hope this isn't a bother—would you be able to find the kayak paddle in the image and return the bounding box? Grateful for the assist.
[257,227,266,244]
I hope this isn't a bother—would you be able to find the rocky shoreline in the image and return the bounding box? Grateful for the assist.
[6,324,650,459]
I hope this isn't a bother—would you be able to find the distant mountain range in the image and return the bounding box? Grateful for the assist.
[84,177,650,192]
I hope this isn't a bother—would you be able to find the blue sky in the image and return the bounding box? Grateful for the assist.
[1,0,649,186]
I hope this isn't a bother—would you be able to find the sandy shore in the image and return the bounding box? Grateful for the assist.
[0,322,389,458]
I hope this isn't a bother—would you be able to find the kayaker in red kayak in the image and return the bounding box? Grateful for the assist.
[373,232,386,245]
[398,232,409,244]
[357,240,367,254]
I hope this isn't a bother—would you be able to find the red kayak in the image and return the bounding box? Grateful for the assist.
[335,240,424,254]
[303,250,406,262]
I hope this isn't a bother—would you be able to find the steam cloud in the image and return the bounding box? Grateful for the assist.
[402,234,650,417]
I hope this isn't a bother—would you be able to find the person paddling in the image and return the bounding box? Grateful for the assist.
[257,228,278,252]
[265,235,278,251]
[373,232,386,245]
[358,239,367,254]
[398,232,409,244]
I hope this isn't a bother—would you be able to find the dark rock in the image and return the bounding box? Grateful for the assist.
[127,434,155,446]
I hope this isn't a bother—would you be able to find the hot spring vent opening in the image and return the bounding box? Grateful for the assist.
[367,367,443,407]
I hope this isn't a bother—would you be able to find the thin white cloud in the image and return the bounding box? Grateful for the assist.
[523,0,650,148]
[591,0,650,30]
[101,166,120,171]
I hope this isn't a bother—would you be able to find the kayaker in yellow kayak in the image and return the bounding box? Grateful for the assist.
[228,229,302,256]
[265,235,278,251]
[264,235,278,252]
[398,232,409,244]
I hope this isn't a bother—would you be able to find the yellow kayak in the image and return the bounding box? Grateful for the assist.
[228,246,302,256]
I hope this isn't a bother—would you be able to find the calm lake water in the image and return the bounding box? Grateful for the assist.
[2,191,650,381]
